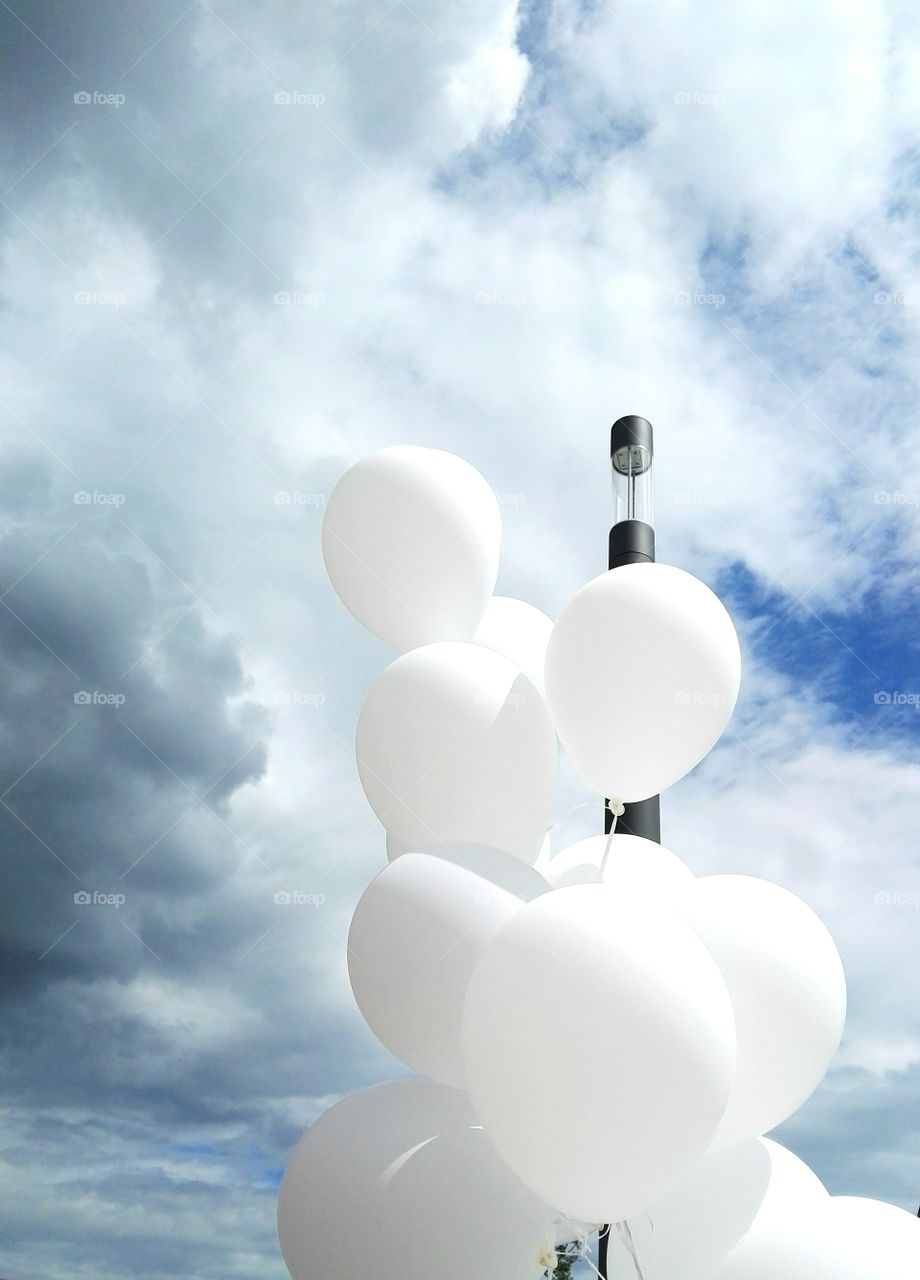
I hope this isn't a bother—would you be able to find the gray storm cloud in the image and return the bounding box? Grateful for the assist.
[2,0,920,1276]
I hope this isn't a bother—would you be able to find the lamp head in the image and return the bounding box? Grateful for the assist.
[610,415,654,530]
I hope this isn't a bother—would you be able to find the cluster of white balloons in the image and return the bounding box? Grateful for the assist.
[277,446,918,1279]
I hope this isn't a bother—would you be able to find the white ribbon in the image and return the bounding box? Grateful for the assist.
[547,1219,646,1280]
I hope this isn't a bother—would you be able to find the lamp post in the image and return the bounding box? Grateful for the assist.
[598,416,661,1280]
[606,415,661,844]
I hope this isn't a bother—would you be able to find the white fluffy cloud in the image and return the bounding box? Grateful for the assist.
[2,0,920,1275]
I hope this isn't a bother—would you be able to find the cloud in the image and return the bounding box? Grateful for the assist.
[1,0,920,1275]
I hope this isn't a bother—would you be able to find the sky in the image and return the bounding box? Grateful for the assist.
[1,0,919,1275]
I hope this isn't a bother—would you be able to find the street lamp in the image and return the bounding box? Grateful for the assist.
[610,414,654,552]
[598,416,661,1280]
[606,416,660,846]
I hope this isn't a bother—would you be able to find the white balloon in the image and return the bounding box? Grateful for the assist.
[544,563,741,802]
[744,1140,830,1232]
[357,642,556,862]
[278,1080,556,1280]
[348,853,531,1086]
[384,837,550,900]
[543,833,694,905]
[532,832,552,872]
[618,1138,826,1280]
[473,596,554,693]
[461,884,736,1223]
[385,829,412,861]
[322,446,501,652]
[675,875,846,1147]
[711,1195,920,1279]
[825,1198,920,1274]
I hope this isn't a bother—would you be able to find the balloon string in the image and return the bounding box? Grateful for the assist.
[550,1221,646,1280]
[547,1220,642,1280]
[547,798,606,833]
[574,1248,603,1279]
[599,800,624,877]
[552,1228,601,1280]
[616,1221,647,1280]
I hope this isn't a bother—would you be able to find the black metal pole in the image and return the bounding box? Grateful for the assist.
[606,416,661,843]
[597,1224,611,1278]
[598,418,662,1279]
